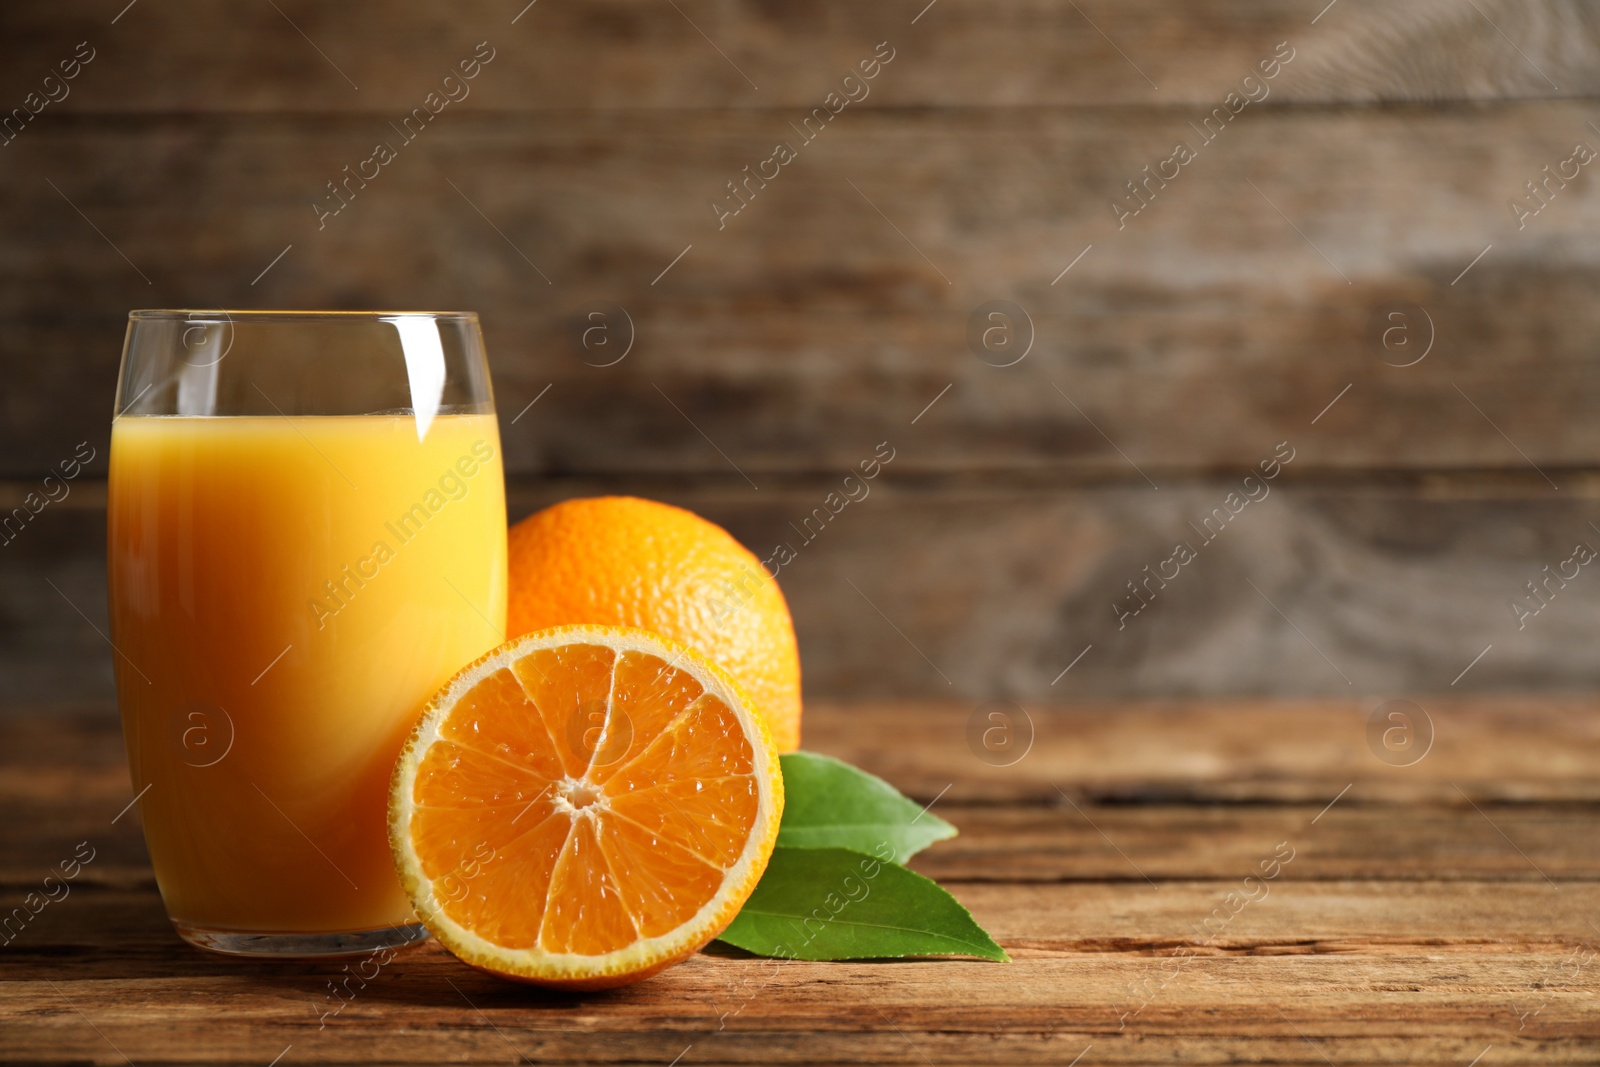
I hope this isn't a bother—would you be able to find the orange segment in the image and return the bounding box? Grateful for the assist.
[608,774,759,869]
[597,812,724,937]
[430,810,568,948]
[413,740,555,813]
[539,816,639,955]
[509,643,617,778]
[439,668,565,782]
[589,649,706,784]
[390,625,783,989]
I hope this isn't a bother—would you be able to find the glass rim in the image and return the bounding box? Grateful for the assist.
[127,309,480,322]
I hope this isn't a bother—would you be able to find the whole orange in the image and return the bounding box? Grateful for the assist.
[506,496,801,751]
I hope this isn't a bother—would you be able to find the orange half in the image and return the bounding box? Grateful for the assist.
[389,625,783,989]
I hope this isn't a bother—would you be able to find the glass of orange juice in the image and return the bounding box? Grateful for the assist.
[107,310,508,956]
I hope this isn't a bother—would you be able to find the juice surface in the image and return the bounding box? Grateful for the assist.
[107,413,508,933]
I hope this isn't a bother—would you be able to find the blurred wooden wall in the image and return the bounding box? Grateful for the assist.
[4,0,1600,710]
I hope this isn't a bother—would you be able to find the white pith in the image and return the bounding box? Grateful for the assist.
[391,626,781,981]
[551,777,610,816]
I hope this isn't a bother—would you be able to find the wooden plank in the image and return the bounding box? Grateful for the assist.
[5,707,1597,1065]
[4,949,1595,1064]
[9,696,1600,809]
[10,793,1596,888]
[6,884,1598,1053]
[2,0,1596,116]
[962,880,1600,947]
[9,881,1600,970]
[803,700,1600,806]
[5,707,1598,889]
[4,104,1600,477]
[913,805,1600,883]
[12,484,1600,705]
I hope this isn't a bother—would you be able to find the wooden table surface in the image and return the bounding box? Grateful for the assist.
[3,699,1598,1065]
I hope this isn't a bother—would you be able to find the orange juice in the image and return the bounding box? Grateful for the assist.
[107,413,507,935]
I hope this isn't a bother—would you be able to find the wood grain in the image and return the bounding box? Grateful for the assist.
[3,702,1598,1065]
[10,485,1600,705]
[4,950,1596,1064]
[10,795,1594,889]
[4,2,1600,707]
[3,102,1600,478]
[2,883,1596,1067]
[6,704,1597,884]
[2,0,1596,115]
[9,881,1600,966]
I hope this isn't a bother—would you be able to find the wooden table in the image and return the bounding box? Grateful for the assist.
[4,700,1597,1064]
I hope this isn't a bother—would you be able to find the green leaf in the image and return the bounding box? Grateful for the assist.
[718,847,1008,962]
[777,752,957,861]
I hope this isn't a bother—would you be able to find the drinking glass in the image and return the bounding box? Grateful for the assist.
[107,311,508,956]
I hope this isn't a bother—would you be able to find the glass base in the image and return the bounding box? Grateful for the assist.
[173,919,430,958]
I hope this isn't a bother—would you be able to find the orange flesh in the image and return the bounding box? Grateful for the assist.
[409,645,760,955]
